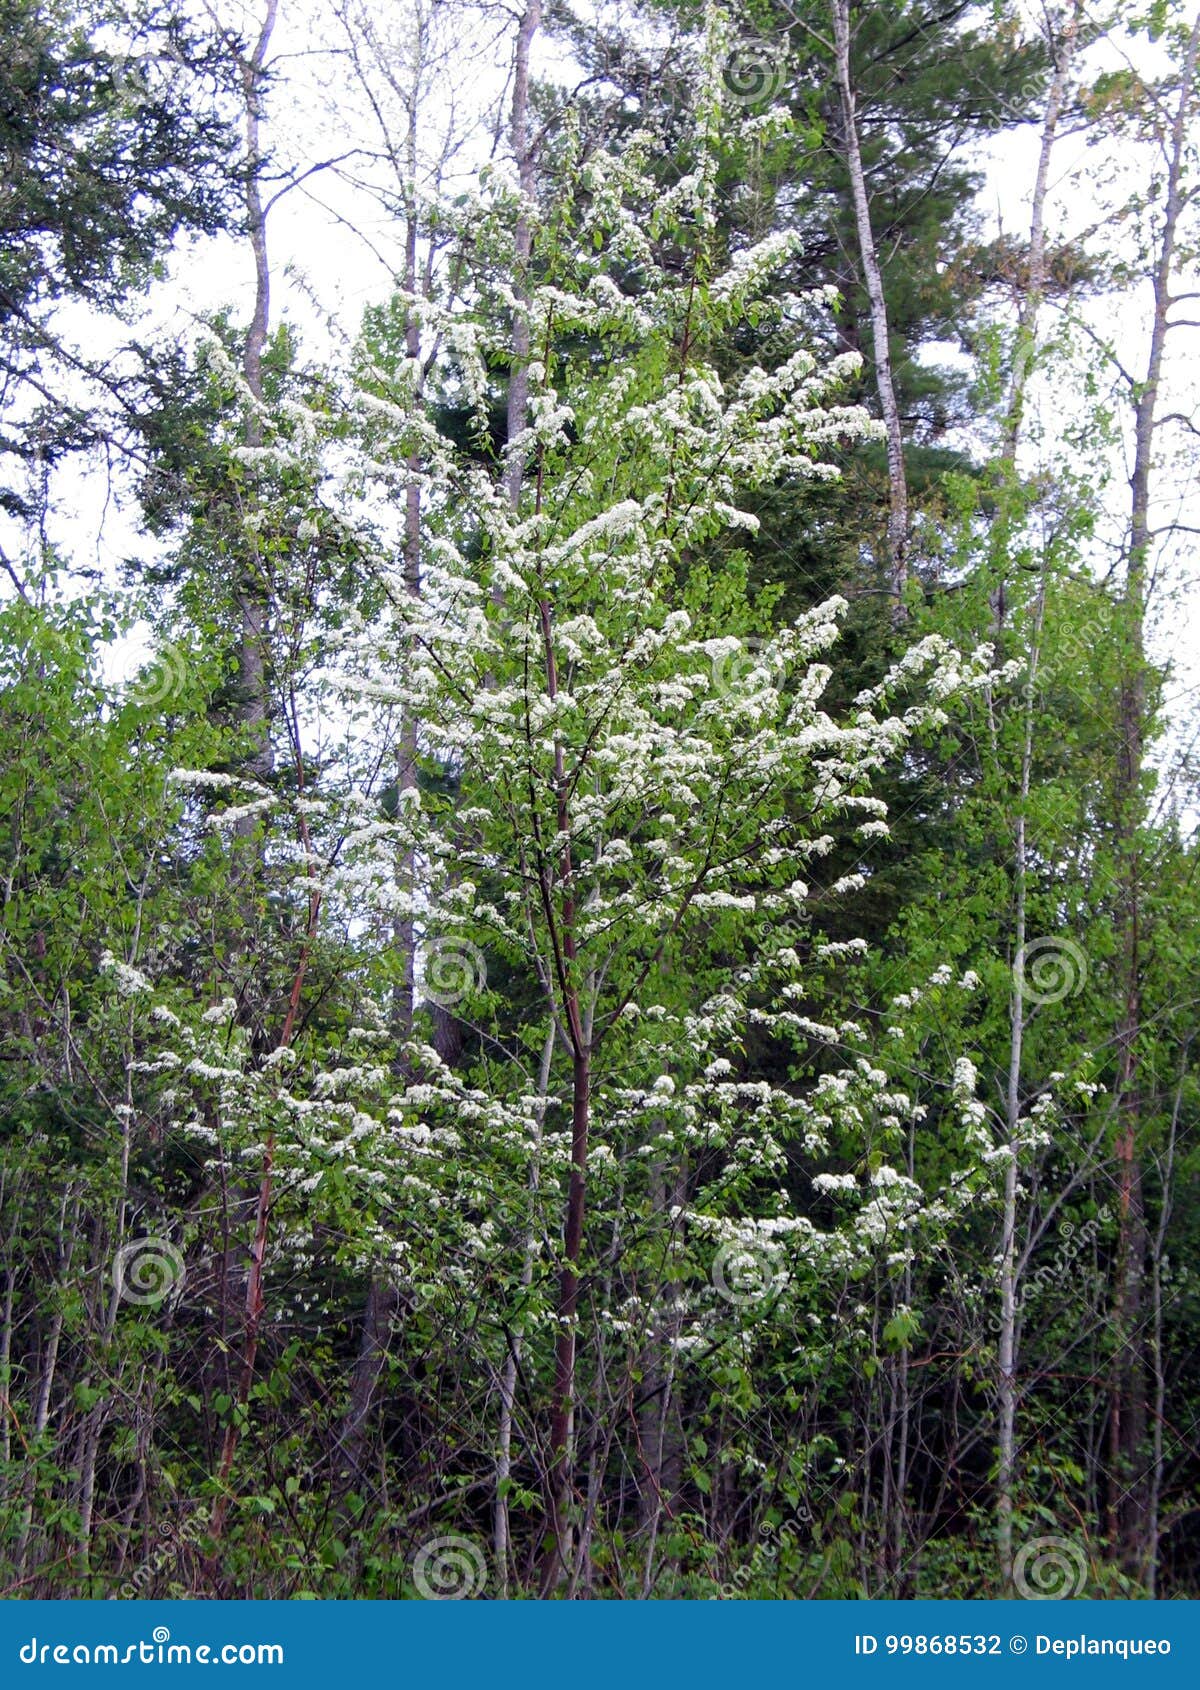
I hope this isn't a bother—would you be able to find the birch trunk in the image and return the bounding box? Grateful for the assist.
[504,0,541,516]
[831,0,907,614]
[994,0,1082,1590]
[234,0,278,801]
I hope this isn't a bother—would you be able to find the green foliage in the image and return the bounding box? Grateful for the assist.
[0,0,1197,1605]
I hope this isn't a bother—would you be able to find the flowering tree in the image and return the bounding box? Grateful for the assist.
[9,0,1198,1608]
[316,73,1004,1590]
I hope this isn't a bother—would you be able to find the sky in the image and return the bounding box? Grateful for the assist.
[9,0,1199,815]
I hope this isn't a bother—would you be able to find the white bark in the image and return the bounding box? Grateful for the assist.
[831,0,908,614]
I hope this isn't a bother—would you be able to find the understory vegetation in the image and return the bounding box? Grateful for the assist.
[1,0,1198,1599]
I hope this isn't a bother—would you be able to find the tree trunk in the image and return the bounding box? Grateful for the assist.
[504,0,541,515]
[1106,11,1199,1578]
[494,1025,555,1595]
[1145,1053,1185,1595]
[234,0,278,799]
[338,37,427,1485]
[539,1044,590,1595]
[994,1,1081,1589]
[831,0,908,614]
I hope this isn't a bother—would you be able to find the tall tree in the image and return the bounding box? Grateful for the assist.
[1105,4,1200,1581]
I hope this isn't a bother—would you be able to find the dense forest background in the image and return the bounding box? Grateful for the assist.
[1,0,1199,1601]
